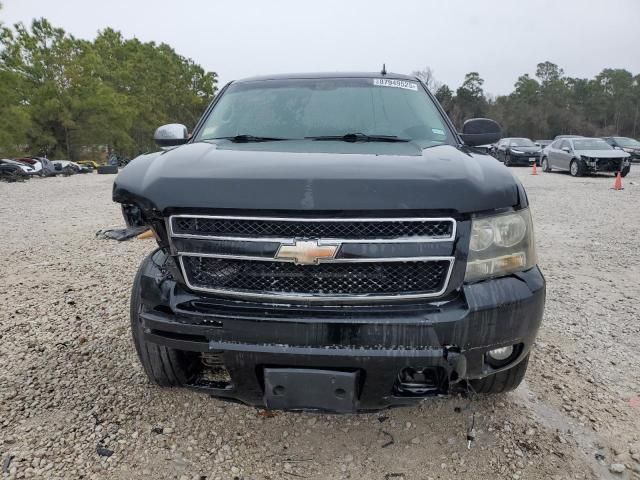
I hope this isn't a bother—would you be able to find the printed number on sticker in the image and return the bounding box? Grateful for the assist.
[373,78,418,91]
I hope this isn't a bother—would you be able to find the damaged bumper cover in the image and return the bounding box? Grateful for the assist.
[138,251,545,410]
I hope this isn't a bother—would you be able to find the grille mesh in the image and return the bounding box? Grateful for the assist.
[172,217,453,240]
[181,256,450,296]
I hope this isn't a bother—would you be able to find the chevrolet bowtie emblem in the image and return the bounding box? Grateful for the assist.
[275,240,339,265]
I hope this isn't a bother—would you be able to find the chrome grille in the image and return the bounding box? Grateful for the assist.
[170,215,457,302]
[171,215,455,241]
[181,256,451,297]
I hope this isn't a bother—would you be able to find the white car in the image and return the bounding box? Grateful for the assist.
[1,159,36,175]
[52,160,91,174]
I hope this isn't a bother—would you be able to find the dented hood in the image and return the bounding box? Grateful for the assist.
[113,141,524,214]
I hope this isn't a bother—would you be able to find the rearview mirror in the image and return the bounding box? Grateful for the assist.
[459,118,501,147]
[154,124,189,147]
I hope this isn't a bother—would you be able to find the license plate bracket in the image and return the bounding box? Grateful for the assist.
[263,368,358,412]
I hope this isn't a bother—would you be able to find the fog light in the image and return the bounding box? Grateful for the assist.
[487,345,514,361]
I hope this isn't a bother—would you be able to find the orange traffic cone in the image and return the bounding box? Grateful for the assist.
[612,172,624,190]
[530,162,538,175]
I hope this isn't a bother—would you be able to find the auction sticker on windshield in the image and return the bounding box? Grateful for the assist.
[373,78,418,91]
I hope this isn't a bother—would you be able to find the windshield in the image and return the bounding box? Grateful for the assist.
[509,138,535,147]
[614,137,640,148]
[195,78,454,147]
[572,139,612,151]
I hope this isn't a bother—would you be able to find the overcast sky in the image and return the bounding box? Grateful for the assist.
[2,0,639,95]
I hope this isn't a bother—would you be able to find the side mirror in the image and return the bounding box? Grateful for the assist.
[459,118,501,147]
[154,124,189,147]
[562,147,571,153]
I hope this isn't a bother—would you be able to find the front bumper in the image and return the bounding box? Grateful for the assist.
[138,251,545,410]
[508,152,540,165]
[581,157,630,172]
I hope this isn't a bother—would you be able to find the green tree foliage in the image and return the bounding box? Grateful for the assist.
[451,72,489,126]
[0,17,217,159]
[418,62,640,140]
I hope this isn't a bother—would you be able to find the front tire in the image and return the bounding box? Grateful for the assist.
[469,354,530,394]
[504,154,511,167]
[621,166,630,178]
[131,251,196,387]
[570,159,583,177]
[541,157,551,172]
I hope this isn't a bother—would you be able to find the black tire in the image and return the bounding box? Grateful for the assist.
[569,159,583,177]
[541,157,551,172]
[621,166,630,178]
[131,251,195,387]
[504,153,511,167]
[469,354,529,394]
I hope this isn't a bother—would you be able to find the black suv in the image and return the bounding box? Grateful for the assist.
[114,73,545,412]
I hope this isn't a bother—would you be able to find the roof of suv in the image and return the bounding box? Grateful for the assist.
[234,72,418,83]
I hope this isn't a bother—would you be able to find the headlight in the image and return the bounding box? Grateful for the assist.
[465,209,536,282]
[510,149,524,154]
[623,148,633,153]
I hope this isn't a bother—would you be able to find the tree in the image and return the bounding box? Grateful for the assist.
[411,66,440,92]
[451,72,488,126]
[0,18,217,159]
[434,84,454,113]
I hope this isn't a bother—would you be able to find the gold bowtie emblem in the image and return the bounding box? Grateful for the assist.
[275,240,339,265]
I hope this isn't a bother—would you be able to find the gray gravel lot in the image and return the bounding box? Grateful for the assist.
[1,167,639,480]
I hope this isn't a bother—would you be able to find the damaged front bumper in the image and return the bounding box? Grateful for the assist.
[138,251,545,411]
[581,156,630,173]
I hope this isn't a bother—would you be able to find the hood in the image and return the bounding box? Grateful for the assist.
[509,146,540,153]
[576,149,630,158]
[113,141,524,214]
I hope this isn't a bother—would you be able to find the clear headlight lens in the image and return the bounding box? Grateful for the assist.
[465,209,536,282]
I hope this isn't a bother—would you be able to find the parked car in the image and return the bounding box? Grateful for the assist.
[76,160,101,169]
[1,158,36,175]
[494,137,542,166]
[553,135,583,140]
[602,137,640,163]
[473,143,495,155]
[16,156,56,177]
[541,137,631,177]
[112,72,545,412]
[535,139,552,149]
[52,160,92,174]
[0,159,31,182]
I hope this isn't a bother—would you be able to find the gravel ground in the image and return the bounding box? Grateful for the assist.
[1,167,639,480]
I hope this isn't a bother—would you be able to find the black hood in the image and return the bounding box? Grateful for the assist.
[113,141,524,215]
[509,146,540,153]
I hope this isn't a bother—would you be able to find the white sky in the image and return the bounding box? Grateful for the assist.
[2,0,639,95]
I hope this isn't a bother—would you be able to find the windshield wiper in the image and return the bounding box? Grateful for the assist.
[203,135,291,143]
[305,133,410,143]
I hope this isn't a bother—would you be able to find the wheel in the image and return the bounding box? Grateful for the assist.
[621,166,630,178]
[570,159,583,177]
[131,250,196,386]
[469,355,530,394]
[504,154,511,167]
[541,157,551,172]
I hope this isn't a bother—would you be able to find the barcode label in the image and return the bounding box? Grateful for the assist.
[373,78,418,91]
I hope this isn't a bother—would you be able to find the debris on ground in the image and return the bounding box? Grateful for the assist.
[95,225,149,241]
